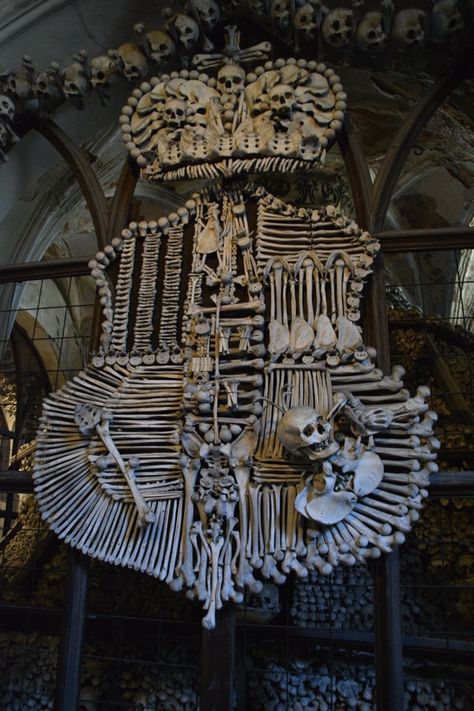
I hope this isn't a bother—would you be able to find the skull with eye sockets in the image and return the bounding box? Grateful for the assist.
[269,84,296,117]
[217,63,246,96]
[164,99,187,129]
[277,406,339,461]
[0,95,15,123]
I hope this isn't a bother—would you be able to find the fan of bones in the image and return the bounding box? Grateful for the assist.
[34,28,438,629]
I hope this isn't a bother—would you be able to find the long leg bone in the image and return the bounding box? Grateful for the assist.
[74,404,156,527]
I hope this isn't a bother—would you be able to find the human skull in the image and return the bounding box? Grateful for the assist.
[116,43,148,80]
[322,8,354,48]
[0,121,8,148]
[90,55,119,87]
[248,0,266,14]
[270,84,296,116]
[34,69,58,100]
[271,0,291,28]
[164,98,187,128]
[430,0,464,43]
[174,13,200,51]
[355,11,387,51]
[217,63,246,95]
[277,407,339,460]
[294,2,319,37]
[0,95,15,123]
[247,583,280,617]
[4,68,34,101]
[193,0,220,31]
[62,62,89,99]
[146,30,176,65]
[392,8,426,49]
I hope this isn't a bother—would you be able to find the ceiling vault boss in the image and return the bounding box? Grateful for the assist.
[34,25,438,629]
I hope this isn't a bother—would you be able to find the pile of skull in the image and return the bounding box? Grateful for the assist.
[120,38,346,179]
[0,0,470,162]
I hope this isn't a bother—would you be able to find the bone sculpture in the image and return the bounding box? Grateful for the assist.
[0,0,471,161]
[34,26,438,630]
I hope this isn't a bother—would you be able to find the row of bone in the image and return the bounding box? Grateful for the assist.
[95,201,196,360]
[159,225,185,349]
[266,0,465,50]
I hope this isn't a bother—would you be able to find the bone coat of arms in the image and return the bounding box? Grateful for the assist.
[34,27,438,629]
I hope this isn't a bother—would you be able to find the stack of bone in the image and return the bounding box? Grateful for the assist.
[0,632,198,710]
[1,496,48,584]
[290,567,373,630]
[0,632,57,710]
[246,654,473,710]
[119,662,197,710]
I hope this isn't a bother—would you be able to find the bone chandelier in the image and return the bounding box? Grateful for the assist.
[34,26,438,629]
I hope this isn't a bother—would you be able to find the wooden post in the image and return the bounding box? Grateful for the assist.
[199,605,235,710]
[54,549,89,711]
[365,258,404,711]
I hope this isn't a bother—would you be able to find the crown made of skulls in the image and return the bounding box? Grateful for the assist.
[121,26,346,182]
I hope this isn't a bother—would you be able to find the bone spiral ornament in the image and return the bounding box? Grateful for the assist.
[33,26,438,629]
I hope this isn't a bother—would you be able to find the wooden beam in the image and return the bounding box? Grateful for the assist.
[338,115,373,228]
[199,605,235,711]
[0,257,92,283]
[32,118,109,249]
[370,53,474,232]
[364,255,404,710]
[54,549,89,711]
[377,226,474,252]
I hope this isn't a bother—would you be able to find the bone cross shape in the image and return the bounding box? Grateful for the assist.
[74,404,157,528]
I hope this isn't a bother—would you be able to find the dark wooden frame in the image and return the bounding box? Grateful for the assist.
[1,52,474,708]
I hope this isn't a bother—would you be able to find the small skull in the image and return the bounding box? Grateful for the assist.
[294,2,319,37]
[62,62,89,100]
[164,98,187,128]
[430,0,464,43]
[0,95,15,123]
[248,0,266,14]
[217,63,246,96]
[0,121,8,147]
[355,11,387,51]
[277,406,339,461]
[271,0,291,28]
[322,7,354,48]
[193,0,220,30]
[392,8,426,49]
[4,68,34,101]
[90,55,119,87]
[174,13,200,51]
[34,69,59,100]
[146,29,176,65]
[116,43,148,80]
[270,83,296,116]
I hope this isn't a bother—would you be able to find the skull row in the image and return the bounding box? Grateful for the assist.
[270,0,465,50]
[0,11,202,107]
